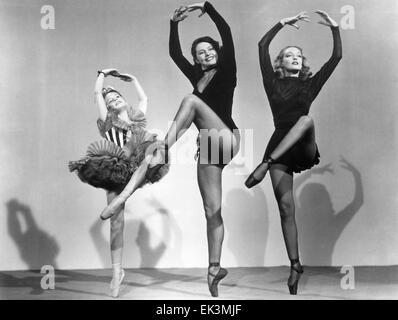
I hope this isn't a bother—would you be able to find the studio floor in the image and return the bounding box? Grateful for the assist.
[0,266,397,300]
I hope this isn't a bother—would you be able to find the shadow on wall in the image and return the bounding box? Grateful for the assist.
[225,186,269,267]
[90,195,182,268]
[6,199,60,270]
[295,157,364,266]
[139,196,183,268]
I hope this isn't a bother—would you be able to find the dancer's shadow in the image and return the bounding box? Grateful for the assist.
[125,197,205,297]
[90,196,182,269]
[295,156,364,266]
[90,217,141,269]
[136,196,180,268]
[3,199,121,298]
[89,219,112,268]
[4,198,60,295]
[89,196,198,296]
[6,199,60,270]
[225,186,269,267]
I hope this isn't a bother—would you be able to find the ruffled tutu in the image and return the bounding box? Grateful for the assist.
[69,131,169,192]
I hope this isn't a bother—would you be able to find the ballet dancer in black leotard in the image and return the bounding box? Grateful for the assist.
[168,1,240,297]
[103,1,240,297]
[245,10,342,294]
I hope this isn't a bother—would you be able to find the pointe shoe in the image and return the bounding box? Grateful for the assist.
[287,260,304,295]
[110,269,125,298]
[208,263,228,297]
[244,157,274,189]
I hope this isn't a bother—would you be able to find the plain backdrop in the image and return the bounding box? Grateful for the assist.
[0,0,397,270]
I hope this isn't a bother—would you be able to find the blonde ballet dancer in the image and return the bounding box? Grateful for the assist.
[69,69,169,297]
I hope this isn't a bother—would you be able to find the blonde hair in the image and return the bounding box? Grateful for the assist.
[273,46,312,80]
[102,86,134,117]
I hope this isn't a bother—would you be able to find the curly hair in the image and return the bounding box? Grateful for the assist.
[102,86,134,117]
[102,86,122,99]
[274,46,312,80]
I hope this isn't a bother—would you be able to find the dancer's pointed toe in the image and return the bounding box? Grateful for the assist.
[244,174,262,189]
[110,269,125,298]
[208,263,228,297]
[287,260,304,295]
[244,158,274,189]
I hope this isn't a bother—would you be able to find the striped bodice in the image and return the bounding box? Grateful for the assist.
[104,127,132,148]
[97,108,147,148]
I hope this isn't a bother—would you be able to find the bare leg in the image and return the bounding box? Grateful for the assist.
[197,163,228,297]
[245,115,315,188]
[107,191,126,298]
[164,94,239,153]
[198,163,224,264]
[269,164,303,294]
[100,155,152,220]
[197,163,226,295]
[103,94,240,220]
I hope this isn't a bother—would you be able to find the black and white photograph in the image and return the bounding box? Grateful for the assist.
[0,0,397,308]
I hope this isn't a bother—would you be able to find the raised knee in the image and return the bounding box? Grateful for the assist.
[182,94,199,108]
[299,115,314,129]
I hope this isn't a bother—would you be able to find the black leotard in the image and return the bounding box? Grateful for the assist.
[259,22,342,130]
[259,22,342,172]
[169,1,238,132]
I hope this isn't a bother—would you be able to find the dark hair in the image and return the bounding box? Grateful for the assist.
[274,46,312,81]
[190,36,221,65]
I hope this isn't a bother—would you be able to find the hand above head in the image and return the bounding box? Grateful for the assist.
[117,72,136,82]
[339,156,358,174]
[99,68,119,77]
[186,2,206,17]
[315,10,338,27]
[172,5,189,22]
[280,11,310,29]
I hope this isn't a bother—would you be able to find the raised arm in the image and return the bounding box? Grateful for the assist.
[132,77,148,114]
[169,7,195,84]
[117,73,148,114]
[94,68,118,121]
[309,11,343,100]
[202,1,235,71]
[258,22,283,93]
[259,12,310,93]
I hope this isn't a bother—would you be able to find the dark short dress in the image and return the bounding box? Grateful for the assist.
[68,107,169,193]
[169,1,239,166]
[259,22,342,173]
